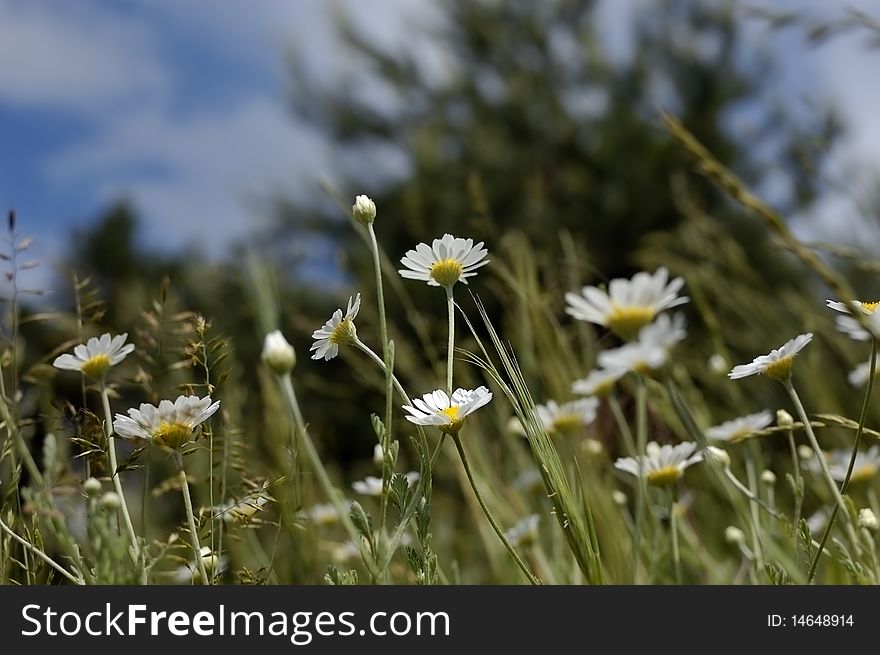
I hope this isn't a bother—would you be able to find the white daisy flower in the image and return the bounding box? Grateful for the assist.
[213,493,272,524]
[835,313,880,342]
[398,234,489,288]
[402,386,493,435]
[728,333,813,381]
[373,443,384,467]
[614,441,703,487]
[331,541,361,563]
[705,410,774,443]
[571,367,624,397]
[300,502,351,526]
[310,293,361,361]
[262,330,296,374]
[53,332,135,379]
[172,546,227,584]
[352,472,419,496]
[535,398,599,436]
[564,267,688,340]
[826,299,880,315]
[810,446,880,484]
[505,514,540,548]
[597,313,687,374]
[848,359,880,388]
[113,394,220,449]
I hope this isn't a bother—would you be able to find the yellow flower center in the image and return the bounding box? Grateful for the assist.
[430,259,464,287]
[330,318,356,346]
[850,463,878,484]
[552,414,584,436]
[606,306,656,340]
[765,356,794,381]
[80,353,111,379]
[153,421,192,449]
[646,465,682,487]
[439,406,463,435]
[860,301,880,314]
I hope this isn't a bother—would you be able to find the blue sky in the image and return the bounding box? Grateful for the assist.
[1,0,879,297]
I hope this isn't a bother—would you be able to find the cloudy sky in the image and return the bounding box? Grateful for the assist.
[1,0,878,295]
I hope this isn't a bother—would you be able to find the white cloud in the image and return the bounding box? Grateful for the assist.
[0,0,166,113]
[47,98,334,252]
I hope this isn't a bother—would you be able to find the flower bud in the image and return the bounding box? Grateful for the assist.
[798,445,814,461]
[262,330,296,375]
[352,195,376,226]
[373,443,384,468]
[724,525,745,545]
[100,492,121,510]
[708,354,728,375]
[583,438,603,457]
[612,490,628,507]
[760,470,776,486]
[776,409,794,427]
[858,508,878,532]
[83,477,102,496]
[706,446,730,468]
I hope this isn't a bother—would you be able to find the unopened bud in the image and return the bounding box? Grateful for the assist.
[858,508,878,532]
[708,354,728,375]
[100,492,121,510]
[725,525,745,545]
[706,446,730,468]
[352,195,377,226]
[798,445,814,461]
[83,477,102,496]
[760,470,777,486]
[776,409,794,428]
[583,438,603,456]
[612,490,627,507]
[262,330,296,375]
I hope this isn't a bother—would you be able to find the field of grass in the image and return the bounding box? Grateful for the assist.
[2,115,880,587]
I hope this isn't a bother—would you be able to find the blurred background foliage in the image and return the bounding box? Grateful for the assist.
[8,0,880,583]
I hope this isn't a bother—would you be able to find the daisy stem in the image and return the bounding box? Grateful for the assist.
[786,427,803,550]
[354,339,411,403]
[667,489,681,584]
[367,224,394,544]
[445,286,455,395]
[99,382,140,564]
[608,392,637,456]
[632,375,648,584]
[279,374,379,577]
[175,453,209,585]
[722,467,786,522]
[807,339,877,583]
[452,434,541,585]
[0,513,83,585]
[783,378,860,564]
[744,453,764,573]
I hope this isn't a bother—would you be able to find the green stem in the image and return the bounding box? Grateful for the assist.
[0,514,83,585]
[279,374,379,577]
[744,454,764,572]
[668,490,681,584]
[632,375,648,583]
[176,456,209,585]
[608,392,637,456]
[446,286,455,395]
[783,379,859,565]
[367,224,394,549]
[99,383,140,560]
[786,427,803,549]
[452,435,541,585]
[807,339,877,582]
